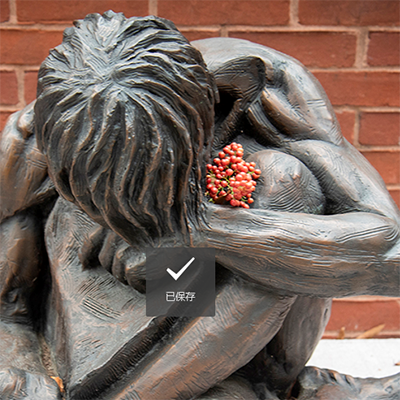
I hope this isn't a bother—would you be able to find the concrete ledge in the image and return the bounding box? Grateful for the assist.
[307,339,400,378]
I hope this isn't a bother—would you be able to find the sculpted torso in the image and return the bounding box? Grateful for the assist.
[0,12,399,400]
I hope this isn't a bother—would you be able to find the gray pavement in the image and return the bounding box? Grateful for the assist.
[307,339,400,378]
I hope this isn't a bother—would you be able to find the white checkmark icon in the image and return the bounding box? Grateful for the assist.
[166,257,195,280]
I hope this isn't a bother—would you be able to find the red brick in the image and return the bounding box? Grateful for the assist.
[0,71,19,105]
[326,297,400,334]
[0,29,64,65]
[24,71,38,105]
[313,71,400,107]
[361,150,400,185]
[299,0,400,27]
[182,29,221,42]
[359,112,400,146]
[0,0,10,22]
[368,32,400,67]
[335,109,356,143]
[389,189,400,208]
[158,0,290,26]
[0,111,13,132]
[229,31,356,68]
[16,1,148,23]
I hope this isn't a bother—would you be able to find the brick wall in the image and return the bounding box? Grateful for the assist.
[1,0,399,337]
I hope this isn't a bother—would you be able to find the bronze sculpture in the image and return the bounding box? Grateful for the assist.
[0,11,399,399]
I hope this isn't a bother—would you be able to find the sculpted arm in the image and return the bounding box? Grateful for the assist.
[204,198,399,298]
[202,138,400,298]
[195,38,400,298]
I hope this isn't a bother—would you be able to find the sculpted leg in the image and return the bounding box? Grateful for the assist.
[241,297,332,399]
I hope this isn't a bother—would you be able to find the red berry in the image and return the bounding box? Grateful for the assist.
[236,174,243,181]
[206,142,258,206]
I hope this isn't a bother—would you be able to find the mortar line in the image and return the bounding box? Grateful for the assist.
[289,0,299,27]
[356,27,369,68]
[220,25,228,37]
[149,0,158,16]
[9,0,17,24]
[353,109,360,146]
[14,66,25,109]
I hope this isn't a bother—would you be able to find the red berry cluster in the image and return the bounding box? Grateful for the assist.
[205,143,261,208]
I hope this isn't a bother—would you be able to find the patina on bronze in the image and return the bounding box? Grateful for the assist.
[0,11,399,400]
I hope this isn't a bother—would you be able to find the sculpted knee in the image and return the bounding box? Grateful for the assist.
[247,150,325,214]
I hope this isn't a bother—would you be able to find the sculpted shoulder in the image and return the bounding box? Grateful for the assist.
[0,102,56,222]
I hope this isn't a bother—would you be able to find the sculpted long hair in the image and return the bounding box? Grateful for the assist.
[35,11,216,246]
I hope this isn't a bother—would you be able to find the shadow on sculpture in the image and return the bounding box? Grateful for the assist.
[0,10,399,400]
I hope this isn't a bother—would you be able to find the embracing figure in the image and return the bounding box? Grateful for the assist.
[0,11,399,400]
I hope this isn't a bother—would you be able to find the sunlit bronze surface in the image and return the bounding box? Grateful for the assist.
[0,11,399,400]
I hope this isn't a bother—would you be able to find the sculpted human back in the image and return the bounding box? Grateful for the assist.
[0,11,399,400]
